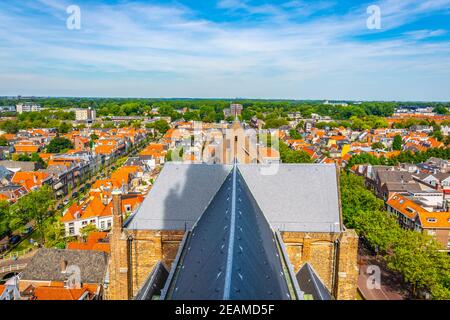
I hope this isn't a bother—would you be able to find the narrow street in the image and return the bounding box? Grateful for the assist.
[0,136,154,257]
[357,242,409,300]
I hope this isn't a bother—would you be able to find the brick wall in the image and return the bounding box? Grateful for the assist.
[281,229,359,300]
[109,227,359,300]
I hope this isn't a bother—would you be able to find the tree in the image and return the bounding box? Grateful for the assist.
[58,122,72,134]
[0,135,7,146]
[289,129,302,139]
[80,224,98,240]
[13,186,54,245]
[148,120,170,135]
[433,106,449,115]
[340,171,450,299]
[432,130,443,142]
[43,217,66,249]
[47,137,74,153]
[0,200,11,237]
[392,135,403,151]
[264,118,288,129]
[1,120,19,134]
[279,141,312,163]
[371,142,384,150]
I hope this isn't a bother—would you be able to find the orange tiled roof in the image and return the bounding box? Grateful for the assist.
[14,144,39,153]
[32,286,91,300]
[2,134,16,141]
[38,153,54,161]
[11,171,49,192]
[387,193,427,220]
[62,194,144,223]
[110,166,142,185]
[67,232,110,253]
[417,211,450,229]
[94,145,116,155]
[330,135,346,141]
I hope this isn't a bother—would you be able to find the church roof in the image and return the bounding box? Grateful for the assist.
[162,165,292,300]
[126,163,341,233]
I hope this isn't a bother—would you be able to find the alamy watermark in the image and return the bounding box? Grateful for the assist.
[66,5,81,30]
[366,265,381,290]
[367,5,381,30]
[167,122,280,176]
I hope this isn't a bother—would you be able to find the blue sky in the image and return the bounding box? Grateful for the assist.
[0,0,449,100]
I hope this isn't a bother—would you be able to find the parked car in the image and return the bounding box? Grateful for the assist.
[85,183,92,189]
[78,186,85,193]
[72,192,79,198]
[9,235,21,245]
[21,227,33,236]
[56,204,64,210]
[63,199,70,206]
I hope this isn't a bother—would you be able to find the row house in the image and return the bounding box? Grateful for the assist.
[40,164,75,198]
[13,141,41,155]
[387,193,450,251]
[11,171,51,192]
[138,143,167,168]
[0,184,28,203]
[61,192,144,237]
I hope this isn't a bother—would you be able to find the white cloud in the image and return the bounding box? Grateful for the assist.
[0,0,449,100]
[405,29,447,40]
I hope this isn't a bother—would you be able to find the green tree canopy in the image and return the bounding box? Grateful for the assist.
[393,135,403,151]
[47,137,74,153]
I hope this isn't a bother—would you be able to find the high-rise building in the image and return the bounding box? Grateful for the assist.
[16,103,41,114]
[223,103,243,119]
[75,108,96,123]
[230,103,243,117]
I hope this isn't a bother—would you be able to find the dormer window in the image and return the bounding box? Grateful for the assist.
[427,218,437,223]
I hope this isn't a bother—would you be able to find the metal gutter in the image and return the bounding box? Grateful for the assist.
[160,231,190,300]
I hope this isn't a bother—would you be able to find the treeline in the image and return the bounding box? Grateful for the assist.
[314,116,389,130]
[340,172,450,299]
[279,140,313,163]
[347,148,450,168]
[0,110,74,133]
[3,97,448,121]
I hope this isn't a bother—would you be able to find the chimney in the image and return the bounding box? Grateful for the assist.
[112,189,123,233]
[61,259,68,273]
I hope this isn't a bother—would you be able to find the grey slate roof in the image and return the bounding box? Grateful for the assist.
[296,263,333,300]
[126,163,341,233]
[20,248,108,284]
[0,166,13,180]
[126,163,232,230]
[0,160,37,172]
[238,164,341,232]
[163,166,292,300]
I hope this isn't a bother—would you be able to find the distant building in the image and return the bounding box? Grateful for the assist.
[75,108,96,123]
[16,103,41,114]
[0,106,16,113]
[223,103,243,118]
